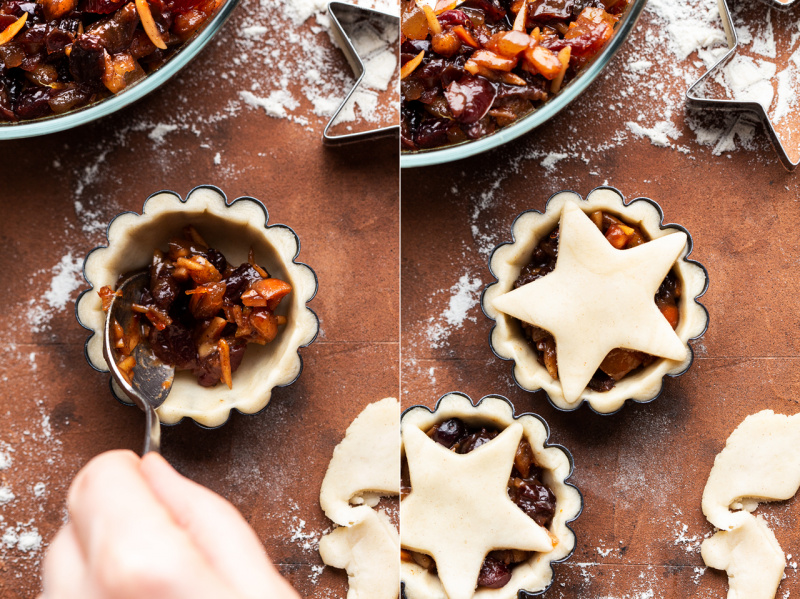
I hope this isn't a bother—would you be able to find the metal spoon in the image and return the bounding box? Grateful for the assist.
[103,271,175,455]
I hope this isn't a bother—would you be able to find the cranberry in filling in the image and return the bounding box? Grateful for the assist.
[401,417,556,589]
[513,209,682,392]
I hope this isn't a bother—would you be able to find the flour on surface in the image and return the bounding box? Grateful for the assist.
[25,253,84,334]
[148,123,180,144]
[425,274,483,349]
[0,486,15,506]
[0,450,11,471]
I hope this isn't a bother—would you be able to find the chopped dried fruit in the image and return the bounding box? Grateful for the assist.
[477,556,512,588]
[486,30,530,58]
[444,75,496,124]
[98,285,120,312]
[522,45,562,79]
[241,278,293,310]
[218,337,232,389]
[401,2,429,40]
[401,0,627,150]
[0,0,221,121]
[107,227,290,388]
[0,12,26,45]
[102,51,145,93]
[401,49,425,79]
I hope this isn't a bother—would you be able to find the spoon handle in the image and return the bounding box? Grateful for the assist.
[143,404,161,454]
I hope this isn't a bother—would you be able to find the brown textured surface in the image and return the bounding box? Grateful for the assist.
[0,4,399,595]
[401,15,800,599]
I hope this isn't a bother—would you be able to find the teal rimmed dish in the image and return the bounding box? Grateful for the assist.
[0,0,239,140]
[400,0,647,169]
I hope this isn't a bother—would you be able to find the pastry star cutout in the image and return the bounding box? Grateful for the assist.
[400,422,553,599]
[492,201,688,404]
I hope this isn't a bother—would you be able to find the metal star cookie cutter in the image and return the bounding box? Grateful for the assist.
[323,1,400,145]
[686,0,799,171]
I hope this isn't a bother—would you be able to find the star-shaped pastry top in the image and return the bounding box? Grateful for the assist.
[400,422,554,599]
[492,201,688,404]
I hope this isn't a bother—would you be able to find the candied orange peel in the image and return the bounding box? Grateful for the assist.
[135,0,167,50]
[0,13,27,46]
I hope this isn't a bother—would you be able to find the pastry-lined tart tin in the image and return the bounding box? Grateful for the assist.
[75,185,319,429]
[401,392,583,599]
[482,187,709,415]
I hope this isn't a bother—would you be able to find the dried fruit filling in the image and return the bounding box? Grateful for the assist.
[0,0,222,121]
[99,226,291,388]
[400,0,629,150]
[401,417,556,590]
[514,210,681,391]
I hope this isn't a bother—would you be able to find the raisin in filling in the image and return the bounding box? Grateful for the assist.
[400,0,630,151]
[512,209,681,392]
[99,225,291,388]
[401,417,556,590]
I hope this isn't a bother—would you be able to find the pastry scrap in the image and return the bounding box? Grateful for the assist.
[492,200,687,404]
[318,397,400,599]
[700,410,800,599]
[482,187,708,413]
[401,393,581,599]
[99,225,291,389]
[702,514,784,599]
[318,510,399,599]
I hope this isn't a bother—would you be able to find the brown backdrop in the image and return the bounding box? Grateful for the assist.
[0,2,399,595]
[401,18,800,598]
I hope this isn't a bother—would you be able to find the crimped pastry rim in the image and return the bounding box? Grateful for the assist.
[400,392,583,599]
[75,185,319,429]
[481,186,709,415]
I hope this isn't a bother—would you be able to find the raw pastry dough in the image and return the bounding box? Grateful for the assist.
[402,423,554,599]
[401,393,582,599]
[320,397,401,527]
[701,513,784,599]
[482,187,709,413]
[318,509,399,599]
[700,410,800,599]
[76,186,319,428]
[318,397,400,599]
[702,410,800,531]
[492,200,687,403]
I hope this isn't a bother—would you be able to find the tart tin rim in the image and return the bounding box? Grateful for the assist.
[400,391,584,599]
[74,183,320,430]
[480,185,709,416]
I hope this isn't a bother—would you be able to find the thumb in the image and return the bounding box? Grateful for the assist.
[139,453,299,599]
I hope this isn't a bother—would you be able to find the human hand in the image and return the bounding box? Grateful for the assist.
[40,450,300,599]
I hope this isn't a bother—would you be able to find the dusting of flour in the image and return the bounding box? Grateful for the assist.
[25,253,84,334]
[424,274,484,349]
